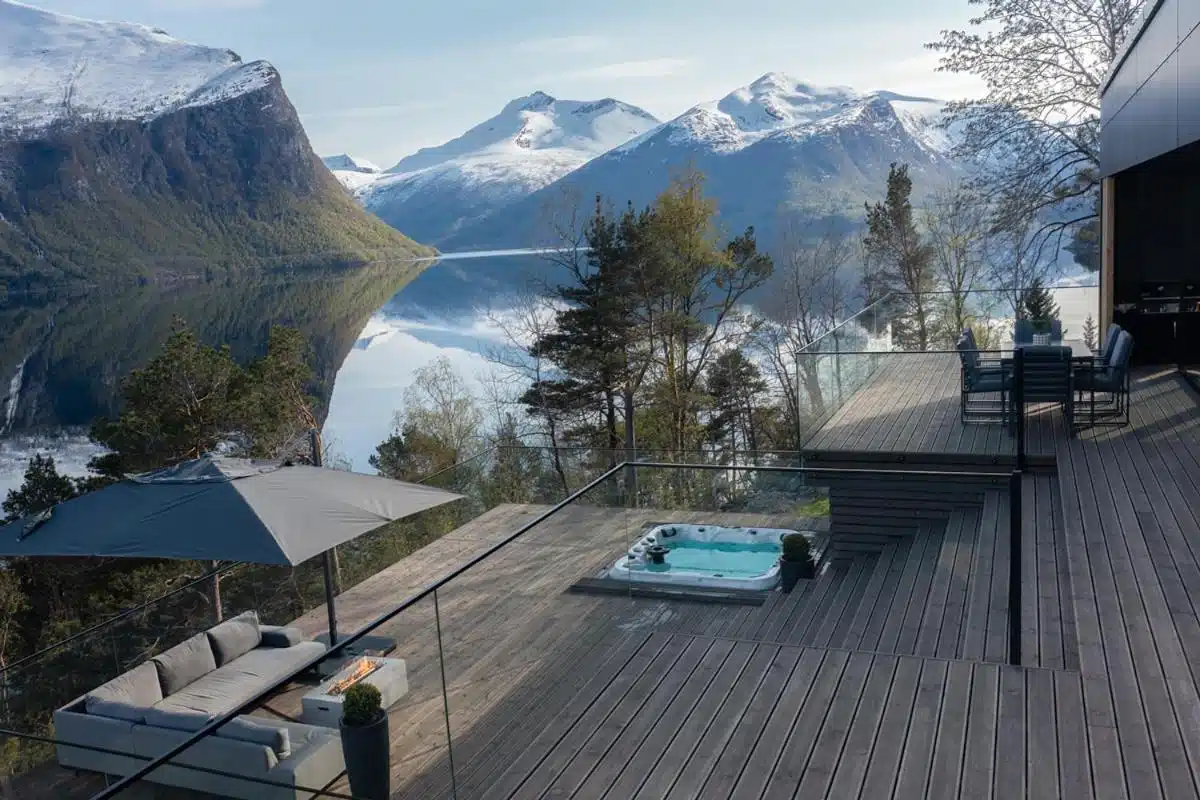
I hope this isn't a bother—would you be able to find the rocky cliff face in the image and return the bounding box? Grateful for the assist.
[0,67,429,289]
[0,1,430,290]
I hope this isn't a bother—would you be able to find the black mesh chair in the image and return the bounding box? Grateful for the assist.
[1095,323,1123,364]
[1017,345,1075,435]
[957,333,1011,422]
[1076,330,1133,428]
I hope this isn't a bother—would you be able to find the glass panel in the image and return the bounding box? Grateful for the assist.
[435,468,637,798]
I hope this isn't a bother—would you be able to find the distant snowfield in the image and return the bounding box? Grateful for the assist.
[0,0,272,130]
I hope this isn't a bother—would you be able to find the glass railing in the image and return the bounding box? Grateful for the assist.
[73,460,1021,800]
[793,284,1100,456]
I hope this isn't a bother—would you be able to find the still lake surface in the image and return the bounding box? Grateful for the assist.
[0,250,551,494]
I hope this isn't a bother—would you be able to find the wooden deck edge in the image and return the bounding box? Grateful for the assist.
[802,449,1056,471]
[567,577,771,606]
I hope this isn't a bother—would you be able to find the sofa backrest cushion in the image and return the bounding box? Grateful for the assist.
[206,611,262,666]
[143,706,213,732]
[217,716,291,758]
[130,722,278,777]
[85,661,163,722]
[152,632,217,696]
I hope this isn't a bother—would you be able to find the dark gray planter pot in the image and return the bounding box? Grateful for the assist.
[340,711,390,800]
[779,558,814,593]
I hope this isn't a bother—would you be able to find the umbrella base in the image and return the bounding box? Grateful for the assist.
[314,633,397,677]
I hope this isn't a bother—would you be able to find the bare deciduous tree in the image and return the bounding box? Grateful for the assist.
[928,0,1144,266]
[754,211,854,442]
[479,292,571,492]
[922,183,989,345]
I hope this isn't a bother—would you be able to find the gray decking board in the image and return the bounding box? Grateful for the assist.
[630,640,758,799]
[935,508,978,660]
[725,647,829,799]
[774,649,875,799]
[892,657,950,798]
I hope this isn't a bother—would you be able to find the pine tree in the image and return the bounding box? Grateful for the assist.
[863,163,935,350]
[705,350,768,460]
[1082,314,1098,351]
[1019,277,1060,322]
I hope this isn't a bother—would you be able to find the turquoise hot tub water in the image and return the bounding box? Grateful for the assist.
[607,523,809,591]
[642,539,781,577]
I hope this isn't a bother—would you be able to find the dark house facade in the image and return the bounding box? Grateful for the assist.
[1100,0,1200,377]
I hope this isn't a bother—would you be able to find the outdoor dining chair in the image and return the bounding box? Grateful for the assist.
[956,332,1011,423]
[1076,330,1134,428]
[1016,345,1075,436]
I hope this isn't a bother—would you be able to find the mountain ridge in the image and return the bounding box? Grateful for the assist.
[346,91,661,245]
[435,73,958,252]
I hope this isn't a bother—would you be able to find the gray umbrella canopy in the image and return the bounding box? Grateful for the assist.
[0,455,463,566]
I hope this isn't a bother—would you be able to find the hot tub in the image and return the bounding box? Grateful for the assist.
[605,523,811,592]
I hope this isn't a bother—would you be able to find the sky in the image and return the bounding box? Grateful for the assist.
[30,0,987,169]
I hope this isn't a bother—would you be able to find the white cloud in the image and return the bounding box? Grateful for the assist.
[558,58,695,81]
[516,35,608,54]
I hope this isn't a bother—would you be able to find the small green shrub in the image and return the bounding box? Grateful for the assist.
[781,533,812,564]
[795,496,830,517]
[342,681,383,727]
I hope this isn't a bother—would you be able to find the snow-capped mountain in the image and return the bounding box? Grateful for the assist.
[0,0,274,131]
[440,73,959,252]
[0,0,428,288]
[323,154,383,192]
[323,154,382,174]
[355,92,660,245]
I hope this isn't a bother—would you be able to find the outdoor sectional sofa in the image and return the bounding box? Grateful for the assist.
[54,611,343,799]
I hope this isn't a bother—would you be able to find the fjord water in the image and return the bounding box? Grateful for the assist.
[0,251,547,492]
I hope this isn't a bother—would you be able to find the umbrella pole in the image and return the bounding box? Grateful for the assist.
[311,427,339,646]
[322,550,339,646]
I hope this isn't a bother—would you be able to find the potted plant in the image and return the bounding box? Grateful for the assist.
[1032,318,1052,345]
[339,682,390,800]
[779,533,815,593]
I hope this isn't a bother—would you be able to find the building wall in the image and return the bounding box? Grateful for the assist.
[1101,0,1200,176]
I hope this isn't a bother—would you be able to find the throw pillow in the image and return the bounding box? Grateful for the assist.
[152,632,217,696]
[206,611,262,666]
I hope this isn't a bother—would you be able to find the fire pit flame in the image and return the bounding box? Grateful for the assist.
[327,657,382,696]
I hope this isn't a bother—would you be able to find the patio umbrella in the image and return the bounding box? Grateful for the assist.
[0,452,463,645]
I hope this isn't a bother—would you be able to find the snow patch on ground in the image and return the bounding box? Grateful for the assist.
[0,0,273,131]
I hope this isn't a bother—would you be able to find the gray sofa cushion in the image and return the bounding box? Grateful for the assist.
[54,708,139,766]
[153,641,325,719]
[218,717,290,758]
[206,611,262,666]
[129,722,278,777]
[258,625,304,649]
[144,707,213,732]
[85,661,163,721]
[152,632,218,696]
[268,721,345,791]
[85,698,148,724]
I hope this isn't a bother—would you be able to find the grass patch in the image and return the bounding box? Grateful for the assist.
[794,495,831,517]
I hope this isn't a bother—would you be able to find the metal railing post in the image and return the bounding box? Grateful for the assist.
[1008,469,1023,666]
[1013,347,1026,471]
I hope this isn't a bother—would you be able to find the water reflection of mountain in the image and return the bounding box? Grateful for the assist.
[385,252,558,315]
[0,261,428,433]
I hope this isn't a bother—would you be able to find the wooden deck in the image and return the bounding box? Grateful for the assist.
[803,352,1065,463]
[18,367,1200,799]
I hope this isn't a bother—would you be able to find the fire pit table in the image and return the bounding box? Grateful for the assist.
[301,655,409,728]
